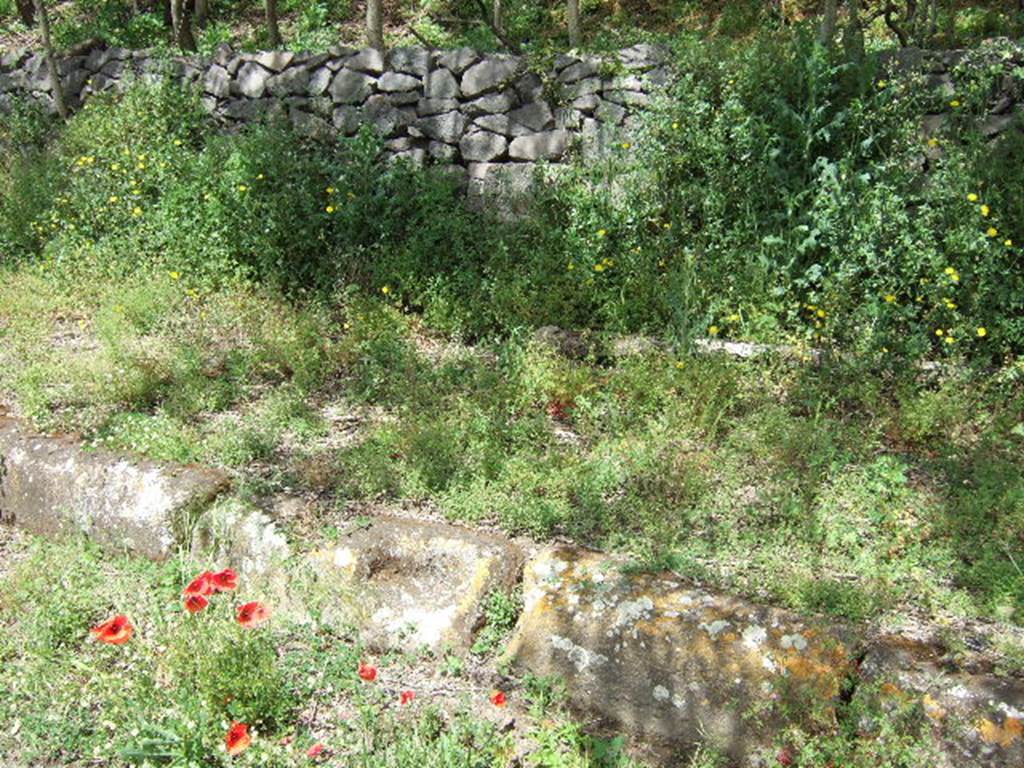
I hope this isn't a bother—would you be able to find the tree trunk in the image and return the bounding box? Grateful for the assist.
[170,0,197,51]
[163,0,172,28]
[195,0,208,29]
[366,0,383,50]
[32,0,67,120]
[492,0,502,36]
[567,0,581,48]
[15,0,34,25]
[265,0,281,47]
[817,0,838,46]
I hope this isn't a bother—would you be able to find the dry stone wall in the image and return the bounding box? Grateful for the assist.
[0,41,670,172]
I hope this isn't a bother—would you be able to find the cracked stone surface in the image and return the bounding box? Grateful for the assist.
[308,516,522,652]
[504,547,857,762]
[0,416,228,560]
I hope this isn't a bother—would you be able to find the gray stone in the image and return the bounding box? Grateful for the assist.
[256,50,294,72]
[364,95,416,137]
[595,99,627,125]
[308,517,521,651]
[191,498,291,579]
[981,113,1015,137]
[424,68,459,99]
[225,55,243,76]
[237,61,272,98]
[328,44,357,58]
[346,47,386,75]
[84,47,110,72]
[330,69,375,104]
[332,105,362,135]
[212,43,233,67]
[308,66,332,96]
[558,58,600,84]
[565,77,602,98]
[267,66,310,96]
[505,547,857,763]
[435,47,479,75]
[413,111,466,144]
[572,94,601,112]
[325,56,347,72]
[417,97,460,117]
[509,101,554,132]
[460,130,508,162]
[101,59,125,78]
[464,91,516,115]
[603,89,650,107]
[465,162,541,219]
[509,129,571,160]
[429,141,458,162]
[554,107,584,131]
[605,74,646,91]
[385,136,416,152]
[0,417,228,561]
[377,71,421,92]
[388,47,431,77]
[387,148,427,166]
[645,66,672,87]
[514,71,545,102]
[222,98,273,120]
[618,42,668,71]
[382,90,420,106]
[461,55,520,98]
[859,637,1024,768]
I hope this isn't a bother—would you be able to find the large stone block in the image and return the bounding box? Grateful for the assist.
[330,69,375,104]
[859,637,1024,768]
[413,110,466,144]
[505,547,856,762]
[0,417,228,561]
[308,517,522,651]
[460,130,508,162]
[461,55,520,98]
[237,61,272,98]
[508,129,571,161]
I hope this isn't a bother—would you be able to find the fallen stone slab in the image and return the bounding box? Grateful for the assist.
[504,547,857,763]
[308,516,522,651]
[190,497,291,578]
[859,637,1024,767]
[0,417,228,560]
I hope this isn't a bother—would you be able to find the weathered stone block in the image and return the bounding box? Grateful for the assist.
[464,91,516,115]
[0,417,228,561]
[417,97,460,117]
[435,47,478,75]
[505,547,856,762]
[203,64,231,98]
[377,71,421,92]
[460,130,508,162]
[424,68,459,99]
[267,66,310,96]
[309,517,522,651]
[413,110,466,144]
[345,47,386,75]
[461,55,519,98]
[237,61,272,98]
[255,50,294,72]
[307,66,332,96]
[859,638,1024,768]
[388,47,431,77]
[329,69,375,104]
[509,101,554,132]
[558,58,600,84]
[508,129,571,161]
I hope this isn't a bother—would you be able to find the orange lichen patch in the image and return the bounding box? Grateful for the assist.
[779,647,849,699]
[977,716,1023,747]
[880,682,904,697]
[634,615,678,637]
[921,694,947,721]
[721,631,739,643]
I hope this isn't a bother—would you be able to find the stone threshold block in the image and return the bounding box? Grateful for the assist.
[308,516,522,652]
[505,546,857,763]
[0,416,229,560]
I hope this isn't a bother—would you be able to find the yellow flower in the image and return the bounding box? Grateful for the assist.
[594,263,605,272]
[671,122,679,130]
[257,173,264,180]
[620,142,631,150]
[884,294,896,303]
[976,327,987,337]
[168,271,181,280]
[238,184,248,193]
[944,335,955,344]
[877,80,887,89]
[967,193,978,202]
[943,298,957,309]
[727,313,740,322]
[662,223,672,230]
[136,163,146,170]
[980,204,990,217]
[1004,239,1013,247]
[173,139,183,146]
[986,227,998,237]
[935,329,943,336]
[675,361,685,369]
[816,309,827,318]
[131,206,142,217]
[596,229,607,238]
[326,186,336,194]
[108,195,119,204]
[949,99,960,108]
[326,205,336,214]
[708,325,720,336]
[381,285,390,295]
[111,163,121,171]
[927,138,940,147]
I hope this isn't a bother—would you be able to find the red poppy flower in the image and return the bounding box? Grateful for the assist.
[184,594,209,614]
[91,614,134,645]
[490,690,507,707]
[225,722,251,756]
[236,601,270,628]
[210,568,238,592]
[777,747,795,766]
[399,690,415,706]
[357,661,378,682]
[307,742,327,759]
[183,571,213,597]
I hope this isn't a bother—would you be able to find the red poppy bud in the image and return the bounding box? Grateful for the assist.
[490,690,507,707]
[307,742,326,759]
[210,568,238,592]
[225,722,251,756]
[90,614,134,645]
[183,571,214,597]
[399,690,415,705]
[236,601,270,628]
[357,662,378,682]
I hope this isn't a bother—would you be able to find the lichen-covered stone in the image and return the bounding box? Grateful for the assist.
[329,69,375,104]
[308,517,522,651]
[413,110,465,144]
[0,417,228,561]
[859,637,1024,768]
[505,547,856,762]
[460,130,508,162]
[236,61,271,98]
[461,55,519,98]
[345,47,385,75]
[508,129,571,161]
